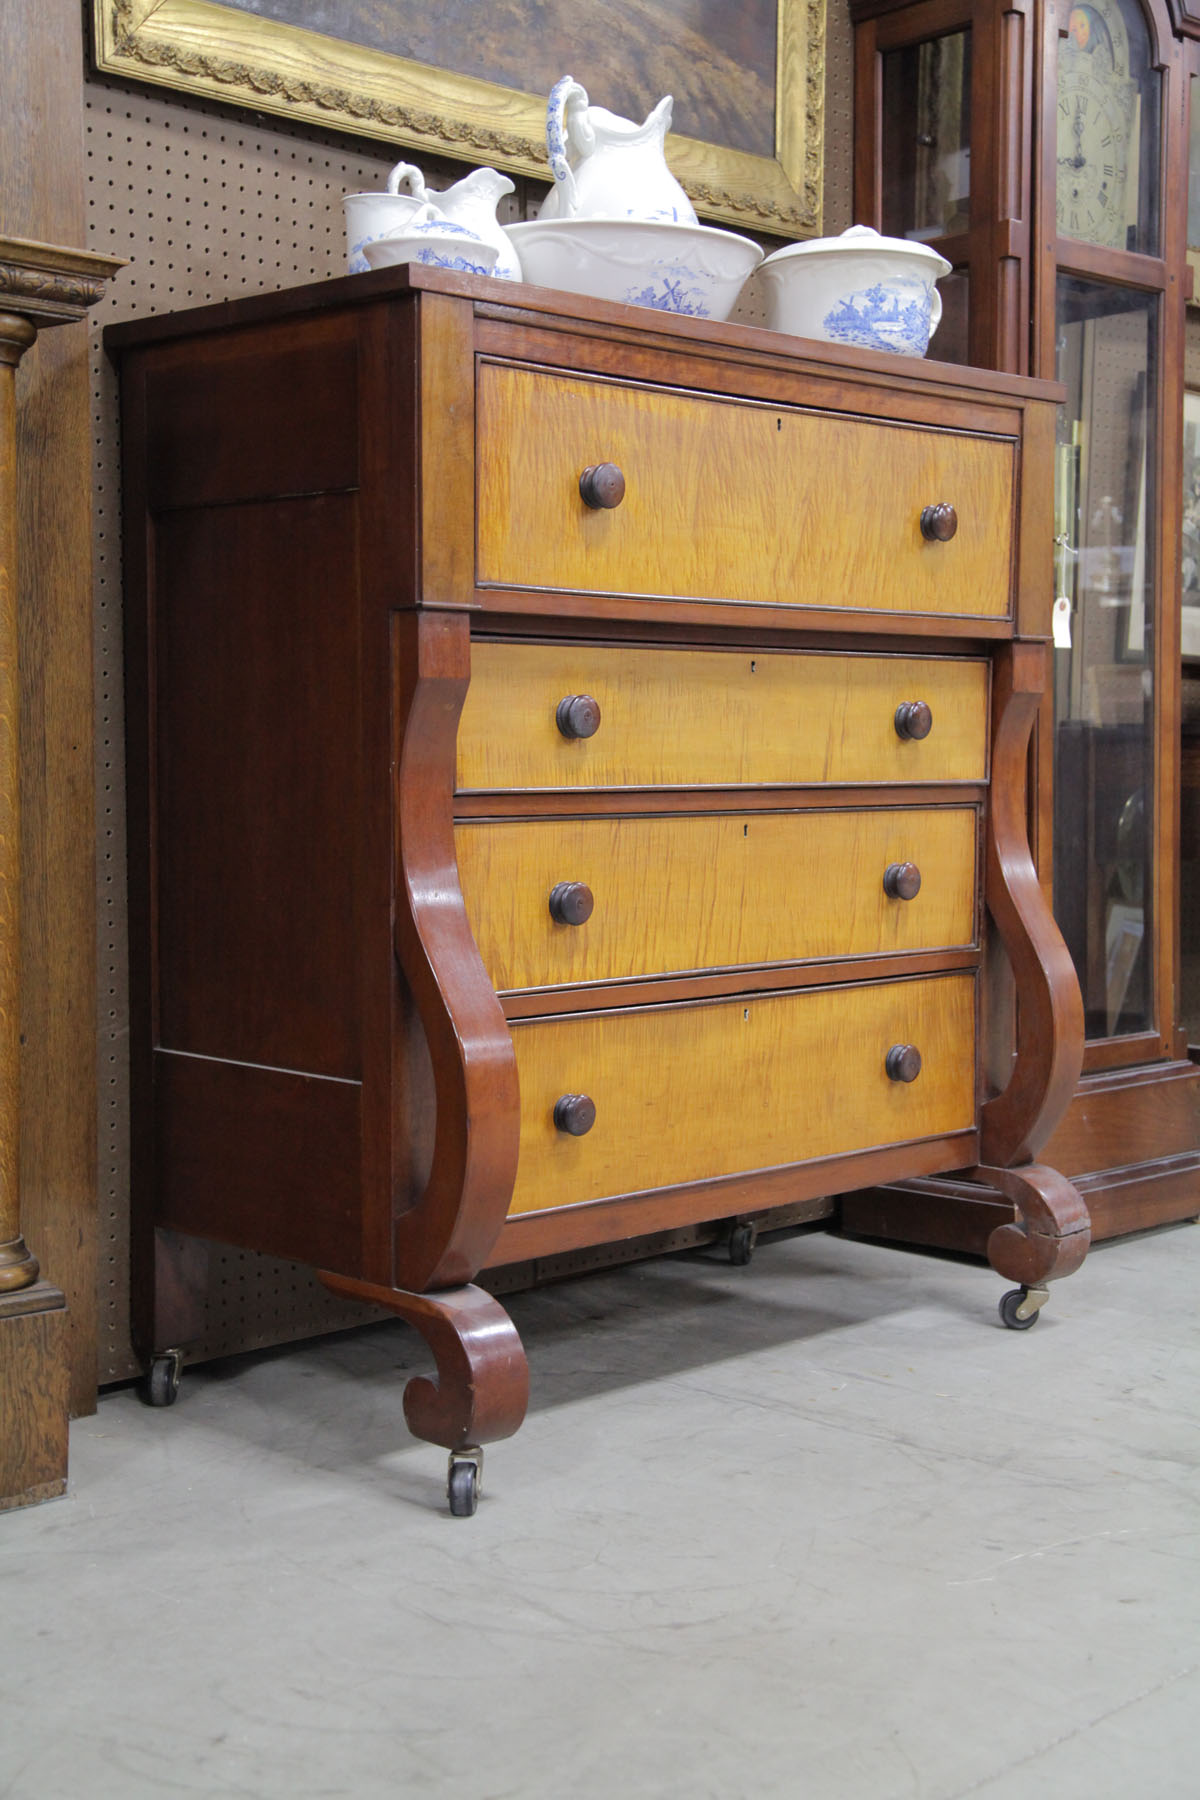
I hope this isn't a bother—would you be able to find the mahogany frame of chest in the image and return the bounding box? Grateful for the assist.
[108,264,1089,1511]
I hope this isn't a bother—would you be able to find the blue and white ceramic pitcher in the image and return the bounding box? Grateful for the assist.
[539,76,697,224]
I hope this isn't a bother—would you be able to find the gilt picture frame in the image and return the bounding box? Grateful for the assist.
[91,0,825,237]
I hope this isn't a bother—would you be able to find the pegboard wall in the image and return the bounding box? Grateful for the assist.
[84,23,858,1386]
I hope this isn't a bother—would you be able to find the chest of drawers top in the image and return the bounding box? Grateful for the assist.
[108,262,1060,644]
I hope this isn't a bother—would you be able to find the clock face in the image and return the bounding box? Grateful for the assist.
[1056,0,1139,249]
[1057,64,1132,248]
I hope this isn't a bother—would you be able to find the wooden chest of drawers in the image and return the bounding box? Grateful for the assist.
[109,266,1090,1511]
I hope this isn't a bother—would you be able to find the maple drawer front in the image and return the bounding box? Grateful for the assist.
[456,806,978,992]
[507,973,977,1215]
[458,642,989,792]
[476,363,1014,619]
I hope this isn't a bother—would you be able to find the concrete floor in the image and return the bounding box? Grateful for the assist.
[3,1221,1199,1800]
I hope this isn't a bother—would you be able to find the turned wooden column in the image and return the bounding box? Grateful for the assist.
[0,237,122,1506]
[0,307,37,1291]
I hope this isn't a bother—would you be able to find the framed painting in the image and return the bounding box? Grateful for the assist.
[92,0,825,237]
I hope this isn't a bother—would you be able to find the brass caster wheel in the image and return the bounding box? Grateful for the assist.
[998,1286,1049,1331]
[448,1447,483,1518]
[728,1222,758,1266]
[142,1348,184,1406]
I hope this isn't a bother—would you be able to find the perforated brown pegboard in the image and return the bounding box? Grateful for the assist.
[84,35,857,1385]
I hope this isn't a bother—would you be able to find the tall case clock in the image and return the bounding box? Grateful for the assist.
[851,0,1199,1244]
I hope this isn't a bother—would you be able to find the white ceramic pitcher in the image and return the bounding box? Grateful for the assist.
[538,76,697,224]
[388,163,520,280]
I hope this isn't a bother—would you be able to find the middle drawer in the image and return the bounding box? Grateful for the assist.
[457,806,978,991]
[458,643,990,792]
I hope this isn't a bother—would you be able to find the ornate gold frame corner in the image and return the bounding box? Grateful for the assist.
[92,0,825,238]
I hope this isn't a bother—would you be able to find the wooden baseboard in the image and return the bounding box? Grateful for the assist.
[0,1282,69,1511]
[1072,1156,1200,1239]
[839,1060,1200,1255]
[1041,1059,1200,1191]
[839,1154,1200,1258]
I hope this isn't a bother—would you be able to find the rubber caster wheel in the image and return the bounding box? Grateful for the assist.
[143,1350,183,1406]
[999,1288,1041,1331]
[728,1222,758,1266]
[448,1459,479,1518]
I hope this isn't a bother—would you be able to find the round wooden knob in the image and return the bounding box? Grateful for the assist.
[883,861,922,901]
[920,503,958,542]
[556,694,601,739]
[579,463,626,510]
[549,881,594,926]
[894,701,933,741]
[554,1093,596,1135]
[885,1044,923,1083]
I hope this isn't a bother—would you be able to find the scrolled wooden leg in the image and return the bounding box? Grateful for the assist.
[974,1162,1091,1292]
[318,1272,529,1451]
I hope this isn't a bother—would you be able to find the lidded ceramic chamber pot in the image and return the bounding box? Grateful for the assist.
[759,225,952,356]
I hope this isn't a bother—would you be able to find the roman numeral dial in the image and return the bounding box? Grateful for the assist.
[1055,0,1140,252]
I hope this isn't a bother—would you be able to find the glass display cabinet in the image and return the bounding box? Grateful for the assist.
[851,0,1199,1242]
[852,0,1035,370]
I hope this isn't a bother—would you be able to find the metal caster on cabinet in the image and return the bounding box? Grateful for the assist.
[727,1222,758,1266]
[998,1285,1049,1331]
[142,1347,184,1406]
[448,1446,483,1517]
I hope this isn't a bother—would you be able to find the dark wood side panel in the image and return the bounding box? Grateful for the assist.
[154,497,364,1079]
[145,314,360,511]
[154,1053,363,1272]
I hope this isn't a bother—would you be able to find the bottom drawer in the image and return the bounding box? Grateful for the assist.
[508,973,977,1216]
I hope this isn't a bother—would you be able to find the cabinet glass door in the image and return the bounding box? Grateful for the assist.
[879,27,972,363]
[1053,277,1158,1038]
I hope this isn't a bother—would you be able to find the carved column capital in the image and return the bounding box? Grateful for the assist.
[0,237,125,331]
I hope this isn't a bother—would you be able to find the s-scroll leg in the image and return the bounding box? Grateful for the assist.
[972,1162,1091,1329]
[319,1272,529,1514]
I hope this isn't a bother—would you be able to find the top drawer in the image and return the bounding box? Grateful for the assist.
[475,363,1015,620]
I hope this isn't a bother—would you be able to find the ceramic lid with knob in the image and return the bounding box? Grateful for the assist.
[763,224,951,279]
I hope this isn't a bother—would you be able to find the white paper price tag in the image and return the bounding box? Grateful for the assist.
[1052,596,1072,649]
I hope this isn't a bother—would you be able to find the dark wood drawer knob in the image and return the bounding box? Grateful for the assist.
[894,701,933,741]
[556,694,602,739]
[579,463,626,510]
[885,1044,923,1083]
[549,881,594,926]
[883,861,922,901]
[554,1093,596,1135]
[920,503,958,541]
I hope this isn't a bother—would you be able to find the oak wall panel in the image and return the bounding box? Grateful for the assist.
[4,0,99,1417]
